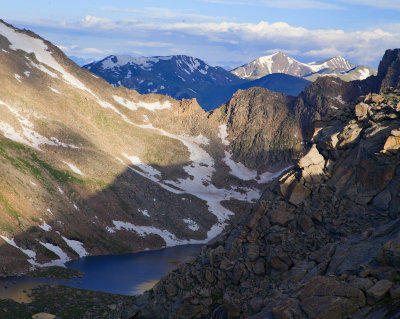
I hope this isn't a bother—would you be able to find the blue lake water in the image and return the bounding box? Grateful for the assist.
[0,244,203,297]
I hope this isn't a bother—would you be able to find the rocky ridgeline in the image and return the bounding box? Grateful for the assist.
[124,89,400,318]
[210,87,302,170]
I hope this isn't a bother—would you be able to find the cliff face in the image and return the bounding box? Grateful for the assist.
[209,88,302,171]
[125,88,400,318]
[376,49,400,92]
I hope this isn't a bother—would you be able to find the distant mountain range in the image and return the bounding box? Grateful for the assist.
[230,51,377,82]
[303,65,377,82]
[82,52,376,111]
[230,51,358,79]
[83,55,312,110]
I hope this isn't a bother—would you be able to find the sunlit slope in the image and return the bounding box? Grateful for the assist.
[0,20,282,275]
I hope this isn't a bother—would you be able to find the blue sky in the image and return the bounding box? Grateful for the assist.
[1,0,400,68]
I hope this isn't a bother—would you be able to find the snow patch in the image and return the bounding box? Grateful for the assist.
[39,242,70,266]
[218,124,229,146]
[14,74,22,82]
[63,161,84,175]
[57,186,64,194]
[38,221,52,231]
[49,87,60,94]
[0,100,78,150]
[113,95,171,112]
[138,208,150,217]
[0,23,90,91]
[183,218,199,231]
[223,151,258,180]
[0,236,37,260]
[0,236,72,268]
[61,236,88,258]
[108,220,205,246]
[132,122,261,240]
[358,68,371,80]
[334,95,345,104]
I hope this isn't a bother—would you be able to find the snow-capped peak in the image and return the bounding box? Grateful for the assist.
[230,52,357,79]
[100,55,173,71]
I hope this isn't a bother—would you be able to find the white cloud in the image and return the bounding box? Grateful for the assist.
[129,41,173,47]
[16,16,399,68]
[338,0,400,10]
[81,47,105,54]
[264,48,301,55]
[100,6,232,22]
[303,47,342,57]
[199,0,345,9]
[56,44,105,55]
[261,0,345,10]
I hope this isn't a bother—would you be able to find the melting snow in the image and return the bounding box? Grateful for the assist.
[113,95,171,112]
[223,151,258,180]
[218,125,229,145]
[61,236,88,258]
[24,71,30,77]
[73,203,79,210]
[0,100,78,150]
[335,95,345,104]
[129,122,262,240]
[138,208,150,217]
[14,74,22,82]
[39,242,70,266]
[183,218,199,231]
[57,186,64,194]
[63,161,83,175]
[49,87,60,94]
[358,68,371,80]
[0,23,89,91]
[0,235,72,268]
[107,220,205,246]
[0,23,133,126]
[38,221,52,231]
[0,236,37,261]
[26,57,58,78]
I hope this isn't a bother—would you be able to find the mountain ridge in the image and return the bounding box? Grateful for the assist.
[0,19,310,276]
[83,54,312,110]
[230,51,374,81]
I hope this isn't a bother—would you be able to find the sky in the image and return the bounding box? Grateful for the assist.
[1,0,400,69]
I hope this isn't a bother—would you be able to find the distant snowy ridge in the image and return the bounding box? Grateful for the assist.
[230,51,362,80]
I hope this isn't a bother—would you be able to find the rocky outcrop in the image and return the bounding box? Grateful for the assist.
[209,87,302,170]
[376,49,400,92]
[125,89,400,319]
